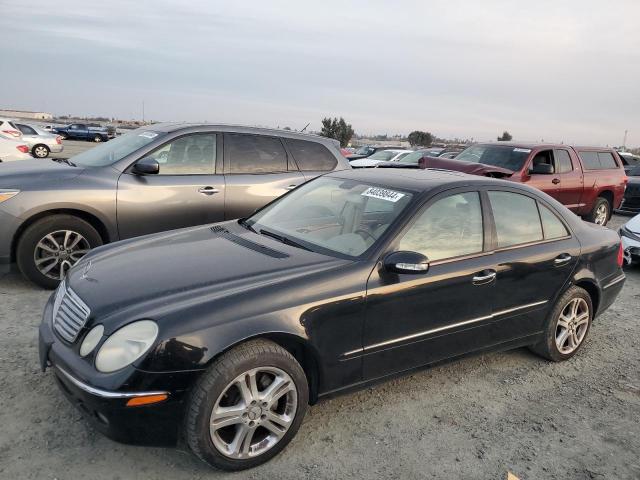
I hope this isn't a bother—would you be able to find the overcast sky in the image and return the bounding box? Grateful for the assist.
[2,0,639,145]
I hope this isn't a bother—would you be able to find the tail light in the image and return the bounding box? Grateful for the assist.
[16,145,29,153]
[617,242,624,268]
[56,136,62,144]
[2,129,21,138]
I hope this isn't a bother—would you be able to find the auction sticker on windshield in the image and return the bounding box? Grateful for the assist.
[513,148,531,153]
[139,132,158,139]
[362,187,405,202]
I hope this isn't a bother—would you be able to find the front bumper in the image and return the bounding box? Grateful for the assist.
[39,296,202,446]
[48,143,64,153]
[620,227,640,266]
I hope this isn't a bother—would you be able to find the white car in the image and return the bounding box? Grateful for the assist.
[349,149,411,167]
[15,123,64,158]
[0,118,22,140]
[620,214,640,266]
[0,136,32,162]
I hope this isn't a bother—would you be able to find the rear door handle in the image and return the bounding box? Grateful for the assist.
[552,178,560,185]
[284,184,299,191]
[554,253,572,266]
[472,270,496,285]
[198,186,220,195]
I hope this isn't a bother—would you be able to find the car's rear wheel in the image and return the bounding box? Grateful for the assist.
[185,339,308,471]
[529,286,592,361]
[93,135,103,143]
[32,144,50,158]
[586,197,610,226]
[16,215,102,289]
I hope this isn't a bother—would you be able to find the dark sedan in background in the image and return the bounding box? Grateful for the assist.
[39,168,625,471]
[0,124,349,288]
[617,165,640,214]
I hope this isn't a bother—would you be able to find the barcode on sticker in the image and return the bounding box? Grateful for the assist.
[362,187,405,202]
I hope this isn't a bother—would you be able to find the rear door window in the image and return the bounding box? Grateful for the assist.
[597,152,618,169]
[539,204,569,239]
[286,139,337,171]
[225,134,288,174]
[554,150,573,173]
[578,151,605,170]
[488,191,543,248]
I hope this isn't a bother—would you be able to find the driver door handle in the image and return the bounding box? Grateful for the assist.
[472,269,496,285]
[198,186,220,195]
[554,253,572,266]
[552,178,560,185]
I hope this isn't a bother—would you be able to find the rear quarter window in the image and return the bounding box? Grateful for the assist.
[286,139,338,171]
[578,151,620,170]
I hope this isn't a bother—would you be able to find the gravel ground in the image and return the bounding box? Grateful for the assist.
[0,215,638,480]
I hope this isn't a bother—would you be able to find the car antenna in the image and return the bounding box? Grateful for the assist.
[300,122,310,133]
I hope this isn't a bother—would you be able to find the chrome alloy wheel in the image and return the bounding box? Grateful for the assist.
[33,145,49,158]
[555,297,590,354]
[34,230,91,280]
[209,367,298,459]
[594,203,608,225]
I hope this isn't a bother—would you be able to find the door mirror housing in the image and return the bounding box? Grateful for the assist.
[530,163,554,175]
[383,251,429,274]
[133,158,160,175]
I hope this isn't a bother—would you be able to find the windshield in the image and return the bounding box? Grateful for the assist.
[355,146,374,155]
[398,150,428,164]
[456,144,530,171]
[247,177,414,257]
[70,130,166,167]
[368,150,399,161]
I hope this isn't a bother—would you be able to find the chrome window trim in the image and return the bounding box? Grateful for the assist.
[56,367,169,399]
[342,300,548,358]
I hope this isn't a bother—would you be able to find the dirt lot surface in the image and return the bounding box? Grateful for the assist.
[0,216,638,479]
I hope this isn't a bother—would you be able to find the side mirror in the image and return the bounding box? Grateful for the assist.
[530,163,554,175]
[132,158,160,175]
[383,251,429,274]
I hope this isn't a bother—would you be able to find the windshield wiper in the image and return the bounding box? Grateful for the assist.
[259,229,312,252]
[52,158,77,167]
[238,218,257,233]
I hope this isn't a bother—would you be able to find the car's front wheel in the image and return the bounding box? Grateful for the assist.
[185,339,309,471]
[32,144,50,158]
[93,135,103,142]
[16,215,102,289]
[530,286,592,361]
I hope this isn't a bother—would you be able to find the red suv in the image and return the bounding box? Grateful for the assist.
[421,143,627,226]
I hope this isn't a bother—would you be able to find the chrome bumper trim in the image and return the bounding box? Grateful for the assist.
[603,274,625,290]
[56,366,169,399]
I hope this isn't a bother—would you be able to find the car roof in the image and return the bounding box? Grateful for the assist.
[474,141,615,152]
[144,122,340,146]
[326,167,529,194]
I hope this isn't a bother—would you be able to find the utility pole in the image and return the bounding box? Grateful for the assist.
[142,101,145,123]
[623,130,628,151]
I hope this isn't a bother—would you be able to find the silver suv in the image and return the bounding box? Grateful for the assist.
[0,123,349,288]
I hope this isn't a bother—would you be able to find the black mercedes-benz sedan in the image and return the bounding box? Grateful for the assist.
[39,168,626,471]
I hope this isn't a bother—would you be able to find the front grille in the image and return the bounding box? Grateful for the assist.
[52,282,90,343]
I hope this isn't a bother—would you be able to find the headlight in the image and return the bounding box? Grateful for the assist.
[0,189,20,203]
[80,325,104,357]
[95,320,158,373]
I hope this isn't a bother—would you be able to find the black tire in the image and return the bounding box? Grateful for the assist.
[585,196,610,226]
[32,144,50,158]
[16,214,102,289]
[185,339,309,471]
[93,135,103,143]
[529,286,593,362]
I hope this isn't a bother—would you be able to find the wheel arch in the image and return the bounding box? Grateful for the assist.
[572,278,601,317]
[11,208,112,262]
[597,189,614,207]
[204,332,323,405]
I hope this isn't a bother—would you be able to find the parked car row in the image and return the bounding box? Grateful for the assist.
[0,117,65,160]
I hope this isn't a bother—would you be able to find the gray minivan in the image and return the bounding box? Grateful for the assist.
[0,123,350,288]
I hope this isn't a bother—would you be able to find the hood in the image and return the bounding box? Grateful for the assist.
[67,222,348,321]
[626,214,640,233]
[0,158,84,187]
[420,156,515,178]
